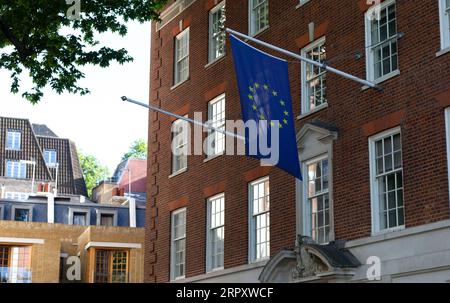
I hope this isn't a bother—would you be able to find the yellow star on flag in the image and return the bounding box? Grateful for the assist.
[248,94,254,100]
[263,84,269,90]
[284,111,289,116]
[280,100,285,106]
[272,91,278,96]
[283,119,288,125]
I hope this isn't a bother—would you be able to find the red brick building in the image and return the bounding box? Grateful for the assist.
[146,0,450,283]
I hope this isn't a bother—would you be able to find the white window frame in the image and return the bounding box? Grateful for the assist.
[248,177,270,263]
[5,160,27,179]
[445,108,450,206]
[208,1,226,63]
[171,208,187,281]
[206,193,225,273]
[207,94,226,158]
[96,209,118,227]
[369,127,405,235]
[301,37,327,115]
[248,0,269,36]
[68,208,90,226]
[297,0,310,7]
[302,154,332,244]
[174,28,190,86]
[43,149,57,166]
[171,117,189,175]
[365,0,399,83]
[11,205,33,222]
[6,130,21,151]
[439,0,450,50]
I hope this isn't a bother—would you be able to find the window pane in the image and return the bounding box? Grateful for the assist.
[172,209,186,279]
[14,209,30,222]
[100,214,114,226]
[251,178,270,261]
[374,132,403,231]
[369,3,397,79]
[73,213,87,226]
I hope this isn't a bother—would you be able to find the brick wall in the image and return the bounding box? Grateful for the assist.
[146,0,450,282]
[0,221,145,282]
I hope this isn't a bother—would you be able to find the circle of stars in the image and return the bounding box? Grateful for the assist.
[248,82,290,129]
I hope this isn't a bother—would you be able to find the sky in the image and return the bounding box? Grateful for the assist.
[0,22,150,174]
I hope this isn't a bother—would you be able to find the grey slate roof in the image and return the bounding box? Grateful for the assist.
[32,124,59,137]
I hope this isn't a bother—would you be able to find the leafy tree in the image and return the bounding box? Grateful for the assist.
[122,139,147,161]
[78,151,109,197]
[0,0,167,103]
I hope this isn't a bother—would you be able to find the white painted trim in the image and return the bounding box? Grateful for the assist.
[301,36,327,115]
[174,28,190,86]
[248,177,270,264]
[364,0,398,82]
[368,126,402,235]
[170,207,187,281]
[0,237,44,245]
[439,0,450,50]
[206,193,225,273]
[445,108,450,207]
[301,154,334,243]
[208,1,226,63]
[346,219,450,248]
[248,0,269,36]
[84,242,142,250]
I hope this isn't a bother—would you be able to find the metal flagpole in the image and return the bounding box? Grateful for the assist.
[121,97,246,141]
[226,28,383,91]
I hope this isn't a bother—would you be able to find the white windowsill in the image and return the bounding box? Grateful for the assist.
[297,103,328,120]
[436,46,450,57]
[362,69,400,90]
[169,168,188,179]
[205,54,226,69]
[206,267,225,274]
[250,26,270,38]
[203,152,225,163]
[170,78,190,91]
[295,0,310,9]
[347,220,450,248]
[171,276,186,282]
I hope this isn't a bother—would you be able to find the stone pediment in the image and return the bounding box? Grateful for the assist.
[259,236,360,283]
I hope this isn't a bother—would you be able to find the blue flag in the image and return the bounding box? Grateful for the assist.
[230,35,302,180]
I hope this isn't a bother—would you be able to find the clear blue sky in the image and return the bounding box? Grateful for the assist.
[0,22,150,173]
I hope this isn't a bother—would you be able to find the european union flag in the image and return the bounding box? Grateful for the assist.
[230,35,302,180]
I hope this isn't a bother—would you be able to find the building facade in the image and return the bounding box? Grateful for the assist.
[0,117,146,283]
[92,158,147,207]
[0,116,87,198]
[146,0,450,283]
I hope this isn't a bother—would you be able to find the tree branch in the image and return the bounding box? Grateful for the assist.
[0,17,34,61]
